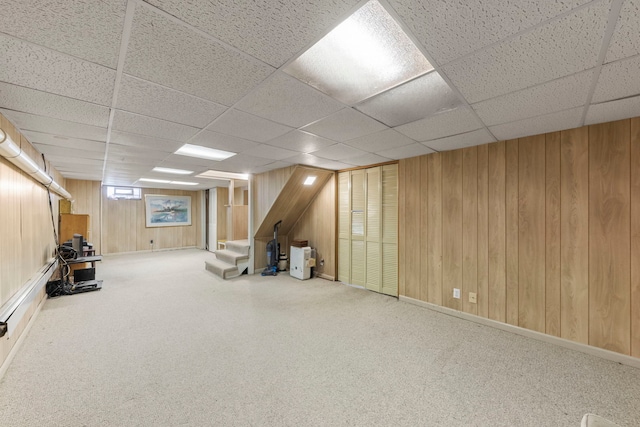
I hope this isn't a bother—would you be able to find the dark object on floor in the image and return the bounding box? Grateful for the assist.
[262,220,282,276]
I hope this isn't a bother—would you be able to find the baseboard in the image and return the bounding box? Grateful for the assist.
[0,274,49,381]
[399,296,640,370]
[317,273,335,281]
[103,246,197,256]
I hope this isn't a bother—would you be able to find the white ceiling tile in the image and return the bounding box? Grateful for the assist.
[109,131,183,153]
[23,131,106,153]
[206,109,292,143]
[112,111,199,142]
[356,71,462,127]
[242,144,299,161]
[265,130,336,153]
[155,154,217,169]
[48,157,104,168]
[344,128,415,152]
[592,55,640,103]
[286,153,352,170]
[472,70,594,126]
[250,161,295,174]
[190,130,260,154]
[0,0,127,68]
[311,143,370,161]
[301,108,387,142]
[605,0,640,63]
[343,153,392,167]
[108,144,169,161]
[117,75,227,128]
[124,5,274,106]
[219,154,276,168]
[0,35,115,106]
[0,82,110,127]
[34,144,104,161]
[390,0,591,65]
[394,108,483,142]
[489,107,584,140]
[0,109,107,141]
[585,95,640,125]
[235,72,346,128]
[422,129,496,152]
[442,1,610,103]
[144,0,361,67]
[376,143,435,159]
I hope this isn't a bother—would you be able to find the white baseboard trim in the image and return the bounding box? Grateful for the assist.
[103,246,197,256]
[399,296,640,369]
[0,284,48,382]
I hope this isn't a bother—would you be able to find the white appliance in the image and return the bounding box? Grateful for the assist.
[290,246,311,280]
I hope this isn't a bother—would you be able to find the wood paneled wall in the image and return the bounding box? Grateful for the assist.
[65,180,102,253]
[0,113,62,369]
[290,174,336,280]
[399,117,640,358]
[251,167,294,269]
[102,187,202,254]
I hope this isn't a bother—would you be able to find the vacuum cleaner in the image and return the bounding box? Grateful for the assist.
[261,220,282,276]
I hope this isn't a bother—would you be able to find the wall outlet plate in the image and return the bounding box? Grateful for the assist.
[469,292,477,303]
[453,288,460,299]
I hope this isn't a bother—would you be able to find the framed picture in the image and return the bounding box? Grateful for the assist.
[145,195,192,227]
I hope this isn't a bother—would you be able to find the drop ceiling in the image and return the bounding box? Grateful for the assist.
[1,0,639,190]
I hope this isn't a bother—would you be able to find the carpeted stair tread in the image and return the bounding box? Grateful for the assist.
[224,239,250,256]
[214,249,249,264]
[205,258,238,279]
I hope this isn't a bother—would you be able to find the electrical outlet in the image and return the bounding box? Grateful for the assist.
[453,288,460,299]
[469,292,477,304]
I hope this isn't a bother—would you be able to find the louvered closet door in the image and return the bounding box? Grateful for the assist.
[338,165,398,296]
[381,164,398,296]
[350,169,366,286]
[338,172,350,283]
[366,167,382,292]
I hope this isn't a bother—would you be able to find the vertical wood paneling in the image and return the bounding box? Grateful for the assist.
[631,117,640,357]
[589,120,631,355]
[518,135,546,333]
[462,147,478,315]
[561,127,589,344]
[442,150,463,310]
[488,141,506,322]
[427,153,442,305]
[477,144,489,318]
[66,180,101,253]
[398,160,406,296]
[405,157,421,299]
[420,155,429,302]
[545,132,561,336]
[505,139,519,326]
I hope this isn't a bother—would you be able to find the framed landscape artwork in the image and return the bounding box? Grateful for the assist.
[145,195,192,227]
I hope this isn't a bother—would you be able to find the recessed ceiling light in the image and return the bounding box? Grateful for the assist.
[139,178,170,183]
[171,181,198,186]
[283,0,433,105]
[138,178,199,186]
[175,144,236,161]
[304,176,317,186]
[152,167,194,175]
[196,170,249,180]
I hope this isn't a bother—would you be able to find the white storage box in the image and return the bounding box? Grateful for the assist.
[290,246,311,280]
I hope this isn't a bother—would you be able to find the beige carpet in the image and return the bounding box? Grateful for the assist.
[0,248,639,426]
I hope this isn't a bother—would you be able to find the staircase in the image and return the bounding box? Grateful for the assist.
[205,239,250,280]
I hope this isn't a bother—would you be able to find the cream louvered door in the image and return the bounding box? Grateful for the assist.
[366,167,382,292]
[350,169,366,286]
[338,165,398,296]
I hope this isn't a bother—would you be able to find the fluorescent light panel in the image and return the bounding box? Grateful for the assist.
[196,170,249,180]
[175,144,236,161]
[152,167,193,175]
[283,0,433,105]
[304,176,317,186]
[139,178,199,186]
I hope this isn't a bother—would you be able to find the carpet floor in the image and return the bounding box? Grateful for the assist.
[0,248,639,426]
